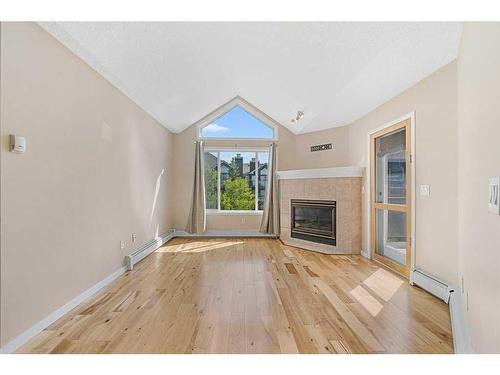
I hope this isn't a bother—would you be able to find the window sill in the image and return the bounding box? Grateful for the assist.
[206,210,263,216]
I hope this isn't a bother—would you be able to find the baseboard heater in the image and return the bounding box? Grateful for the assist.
[412,270,472,353]
[412,268,453,303]
[125,229,175,270]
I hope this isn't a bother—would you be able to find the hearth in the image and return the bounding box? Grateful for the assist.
[291,199,336,246]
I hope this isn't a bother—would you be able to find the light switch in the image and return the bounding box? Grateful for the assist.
[489,177,500,214]
[419,184,430,197]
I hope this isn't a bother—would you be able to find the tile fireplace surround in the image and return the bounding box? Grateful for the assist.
[277,167,363,254]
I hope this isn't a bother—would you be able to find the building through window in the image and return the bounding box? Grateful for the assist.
[204,150,269,211]
[200,102,274,212]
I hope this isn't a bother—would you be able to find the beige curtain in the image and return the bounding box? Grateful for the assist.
[260,143,279,235]
[187,141,206,234]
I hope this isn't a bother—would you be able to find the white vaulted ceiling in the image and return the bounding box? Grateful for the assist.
[39,22,462,134]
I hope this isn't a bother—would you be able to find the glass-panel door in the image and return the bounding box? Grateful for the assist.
[370,119,411,277]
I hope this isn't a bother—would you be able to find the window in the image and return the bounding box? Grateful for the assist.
[199,97,276,213]
[204,150,269,212]
[200,105,275,140]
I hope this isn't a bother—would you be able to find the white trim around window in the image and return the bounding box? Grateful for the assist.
[206,210,263,216]
[205,146,270,152]
[204,147,270,214]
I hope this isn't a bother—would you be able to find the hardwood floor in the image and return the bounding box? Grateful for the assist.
[18,238,453,354]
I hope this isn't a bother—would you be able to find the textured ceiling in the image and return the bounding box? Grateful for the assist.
[39,22,462,134]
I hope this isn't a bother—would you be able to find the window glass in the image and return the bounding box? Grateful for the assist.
[219,152,256,211]
[375,209,407,266]
[200,106,274,139]
[204,150,269,212]
[375,128,406,204]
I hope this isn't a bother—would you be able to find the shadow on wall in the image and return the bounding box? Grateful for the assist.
[125,115,172,246]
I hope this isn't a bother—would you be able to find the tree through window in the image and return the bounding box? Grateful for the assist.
[200,100,275,212]
[204,150,269,211]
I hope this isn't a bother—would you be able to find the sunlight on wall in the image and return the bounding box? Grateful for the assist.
[150,168,165,223]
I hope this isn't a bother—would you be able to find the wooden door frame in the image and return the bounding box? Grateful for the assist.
[366,112,416,280]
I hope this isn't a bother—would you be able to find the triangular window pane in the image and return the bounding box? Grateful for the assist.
[200,105,274,139]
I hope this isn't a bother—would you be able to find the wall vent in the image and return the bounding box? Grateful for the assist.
[310,143,332,152]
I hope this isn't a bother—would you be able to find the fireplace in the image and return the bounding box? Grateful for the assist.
[291,199,336,246]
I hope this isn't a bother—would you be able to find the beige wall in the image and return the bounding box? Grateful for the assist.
[347,61,459,285]
[293,125,350,169]
[172,120,296,231]
[0,23,174,345]
[457,22,500,353]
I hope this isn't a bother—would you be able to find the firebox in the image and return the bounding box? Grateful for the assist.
[291,199,336,246]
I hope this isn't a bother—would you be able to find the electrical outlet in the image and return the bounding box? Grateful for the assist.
[120,241,125,250]
[132,233,137,243]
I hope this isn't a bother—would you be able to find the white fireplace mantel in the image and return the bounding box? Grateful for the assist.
[276,166,364,180]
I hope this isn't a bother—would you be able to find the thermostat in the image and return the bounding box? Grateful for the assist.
[10,135,26,154]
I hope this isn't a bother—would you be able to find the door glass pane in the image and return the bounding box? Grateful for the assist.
[375,209,406,266]
[257,151,269,210]
[220,151,256,210]
[375,128,406,204]
[204,152,219,209]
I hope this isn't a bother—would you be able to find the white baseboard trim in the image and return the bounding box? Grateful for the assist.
[125,229,175,270]
[0,229,178,354]
[0,265,127,354]
[449,290,472,354]
[409,268,472,354]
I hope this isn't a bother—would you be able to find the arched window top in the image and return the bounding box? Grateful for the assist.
[197,97,278,140]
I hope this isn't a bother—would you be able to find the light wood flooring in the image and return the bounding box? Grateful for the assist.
[18,238,453,354]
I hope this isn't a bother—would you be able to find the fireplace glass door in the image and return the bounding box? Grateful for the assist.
[291,200,336,245]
